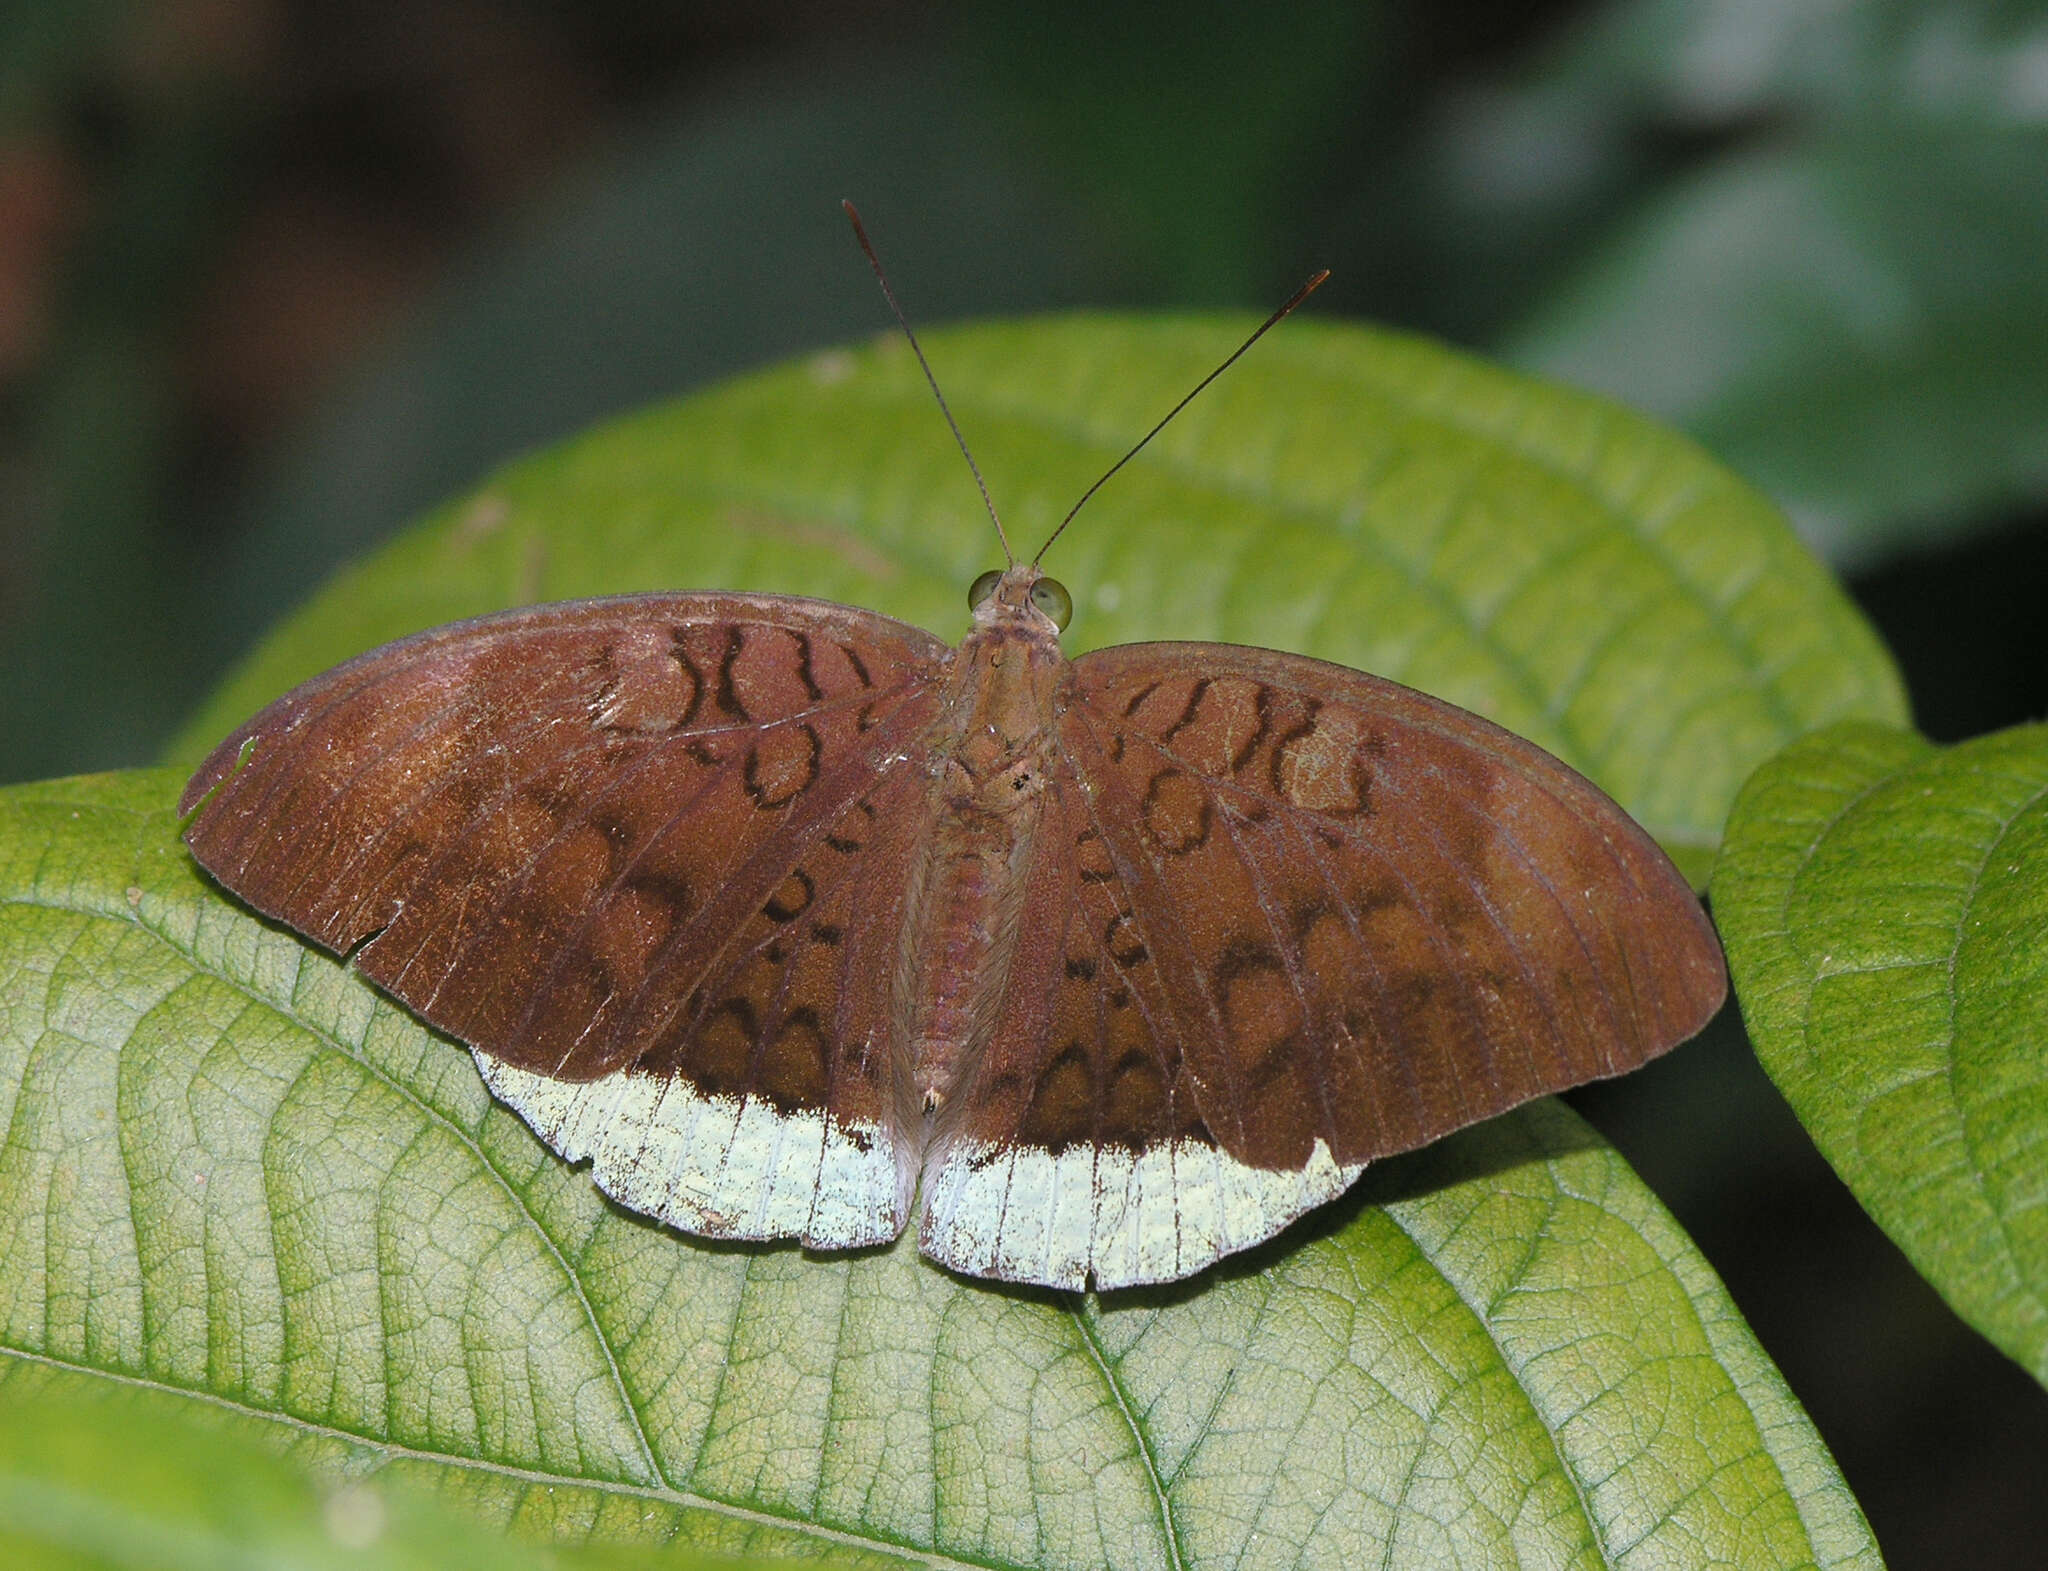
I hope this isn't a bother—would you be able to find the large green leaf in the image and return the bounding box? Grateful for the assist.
[1713,721,2048,1388]
[0,769,1881,1568]
[168,315,1905,882]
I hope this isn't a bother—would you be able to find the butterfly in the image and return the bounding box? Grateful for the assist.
[179,206,1726,1290]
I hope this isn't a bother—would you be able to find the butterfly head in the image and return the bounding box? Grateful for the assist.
[968,564,1072,636]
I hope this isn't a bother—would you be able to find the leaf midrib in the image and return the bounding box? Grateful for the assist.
[1068,1306,1184,1571]
[10,854,1000,1565]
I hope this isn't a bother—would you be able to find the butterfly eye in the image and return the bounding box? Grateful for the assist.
[1030,577,1073,630]
[968,569,1004,610]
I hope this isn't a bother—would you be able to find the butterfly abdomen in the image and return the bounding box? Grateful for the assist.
[892,612,1067,1132]
[896,805,1045,1123]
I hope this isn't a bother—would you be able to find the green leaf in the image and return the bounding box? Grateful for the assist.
[0,1374,816,1571]
[166,315,1905,884]
[0,1376,546,1571]
[1506,121,2048,567]
[0,769,1879,1568]
[1525,0,2048,125]
[1713,721,2048,1388]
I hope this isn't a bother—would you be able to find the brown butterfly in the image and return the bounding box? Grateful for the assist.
[180,206,1725,1290]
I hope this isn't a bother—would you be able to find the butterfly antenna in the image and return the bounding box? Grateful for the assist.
[1031,268,1329,567]
[843,200,1015,566]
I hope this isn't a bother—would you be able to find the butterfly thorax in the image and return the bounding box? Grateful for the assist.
[893,575,1069,1130]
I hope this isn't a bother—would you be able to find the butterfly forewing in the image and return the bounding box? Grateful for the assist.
[181,593,951,1245]
[1063,643,1725,1159]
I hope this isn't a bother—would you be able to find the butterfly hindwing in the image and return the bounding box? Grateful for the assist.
[181,593,951,1246]
[921,756,1368,1289]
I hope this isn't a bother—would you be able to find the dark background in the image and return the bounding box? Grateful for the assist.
[3,2,2044,1564]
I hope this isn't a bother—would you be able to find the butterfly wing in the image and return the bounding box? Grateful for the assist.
[181,593,950,1248]
[921,641,1724,1289]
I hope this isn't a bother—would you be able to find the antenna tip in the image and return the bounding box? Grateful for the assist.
[843,201,877,257]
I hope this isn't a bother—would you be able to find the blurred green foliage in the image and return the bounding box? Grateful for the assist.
[4,0,2045,784]
[1504,1,2048,562]
[0,1372,803,1569]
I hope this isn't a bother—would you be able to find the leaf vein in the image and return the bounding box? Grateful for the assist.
[1067,1304,1184,1571]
